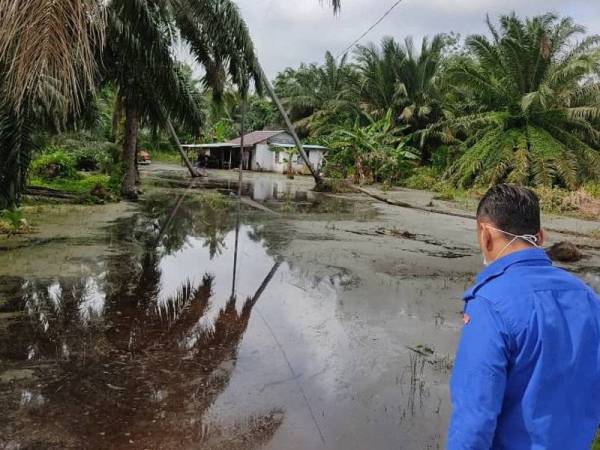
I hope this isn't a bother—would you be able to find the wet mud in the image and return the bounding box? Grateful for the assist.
[1,166,599,450]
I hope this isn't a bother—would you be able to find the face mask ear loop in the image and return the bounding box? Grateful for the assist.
[520,235,540,248]
[494,236,519,261]
[483,225,540,264]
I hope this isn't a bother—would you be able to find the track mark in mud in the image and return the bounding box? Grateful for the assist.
[344,227,474,258]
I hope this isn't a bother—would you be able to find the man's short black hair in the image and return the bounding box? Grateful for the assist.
[476,184,541,236]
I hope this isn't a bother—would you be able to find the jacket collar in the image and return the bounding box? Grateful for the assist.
[463,248,551,301]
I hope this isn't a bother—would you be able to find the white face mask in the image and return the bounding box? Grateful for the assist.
[481,225,540,266]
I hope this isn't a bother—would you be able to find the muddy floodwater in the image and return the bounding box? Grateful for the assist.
[1,166,599,450]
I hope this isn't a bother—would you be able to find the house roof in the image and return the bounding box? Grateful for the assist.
[227,130,285,146]
[181,143,234,148]
[271,143,327,150]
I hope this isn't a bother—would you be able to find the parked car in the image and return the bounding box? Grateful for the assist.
[137,150,151,165]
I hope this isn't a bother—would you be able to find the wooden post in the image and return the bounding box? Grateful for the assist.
[259,65,323,185]
[166,118,198,178]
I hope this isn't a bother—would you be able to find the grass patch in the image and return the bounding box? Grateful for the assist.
[28,172,116,203]
[151,149,183,164]
[534,186,600,219]
[30,173,110,195]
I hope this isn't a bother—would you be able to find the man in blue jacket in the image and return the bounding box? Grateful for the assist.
[447,184,600,449]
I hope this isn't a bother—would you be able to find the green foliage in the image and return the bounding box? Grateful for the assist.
[0,103,34,209]
[30,149,78,180]
[439,13,600,188]
[47,132,119,173]
[274,51,360,137]
[583,182,600,199]
[403,167,440,190]
[151,149,181,163]
[1,207,23,229]
[324,111,419,184]
[29,173,110,195]
[353,35,448,162]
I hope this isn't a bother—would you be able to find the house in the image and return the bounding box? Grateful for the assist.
[183,130,327,175]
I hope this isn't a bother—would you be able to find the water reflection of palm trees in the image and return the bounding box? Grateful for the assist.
[0,190,285,449]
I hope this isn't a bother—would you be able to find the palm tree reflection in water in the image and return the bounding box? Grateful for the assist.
[0,191,284,449]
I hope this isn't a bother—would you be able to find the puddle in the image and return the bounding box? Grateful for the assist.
[0,172,456,450]
[144,171,375,219]
[3,168,596,449]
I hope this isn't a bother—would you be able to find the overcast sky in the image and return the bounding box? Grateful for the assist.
[179,0,600,80]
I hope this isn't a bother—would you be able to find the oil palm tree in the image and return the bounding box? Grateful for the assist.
[104,0,264,198]
[440,13,600,188]
[353,35,447,163]
[0,0,261,205]
[274,51,360,137]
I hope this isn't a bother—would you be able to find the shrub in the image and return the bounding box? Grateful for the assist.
[583,183,600,199]
[534,187,600,217]
[0,208,30,234]
[73,144,118,173]
[403,167,440,190]
[30,149,78,180]
[47,133,119,173]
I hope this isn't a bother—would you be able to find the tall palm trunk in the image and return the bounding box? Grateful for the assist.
[111,94,123,143]
[121,101,139,199]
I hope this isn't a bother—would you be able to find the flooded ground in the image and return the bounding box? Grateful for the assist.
[1,165,599,450]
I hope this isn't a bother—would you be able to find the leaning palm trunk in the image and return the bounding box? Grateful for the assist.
[121,102,139,199]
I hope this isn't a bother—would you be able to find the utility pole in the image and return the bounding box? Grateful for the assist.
[259,65,323,186]
[166,118,199,178]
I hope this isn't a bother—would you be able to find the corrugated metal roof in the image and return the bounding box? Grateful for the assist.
[182,143,235,148]
[271,143,327,150]
[227,130,285,146]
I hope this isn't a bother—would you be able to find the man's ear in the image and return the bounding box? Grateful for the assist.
[478,222,493,251]
[537,228,545,247]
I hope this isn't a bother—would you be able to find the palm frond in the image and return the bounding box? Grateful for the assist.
[0,0,105,114]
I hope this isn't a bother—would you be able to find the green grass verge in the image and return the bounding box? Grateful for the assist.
[150,150,183,164]
[29,173,110,195]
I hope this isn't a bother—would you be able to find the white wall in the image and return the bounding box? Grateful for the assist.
[252,143,274,171]
[271,149,325,174]
[249,138,326,174]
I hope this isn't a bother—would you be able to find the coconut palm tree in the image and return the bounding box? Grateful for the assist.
[353,35,447,163]
[441,13,600,188]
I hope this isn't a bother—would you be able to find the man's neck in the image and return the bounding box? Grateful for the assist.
[497,241,536,258]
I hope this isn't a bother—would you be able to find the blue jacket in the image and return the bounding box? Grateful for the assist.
[447,248,600,449]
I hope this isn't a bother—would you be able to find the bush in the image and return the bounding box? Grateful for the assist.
[583,182,600,199]
[46,133,119,173]
[30,149,78,180]
[534,186,600,217]
[403,167,440,190]
[0,208,30,234]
